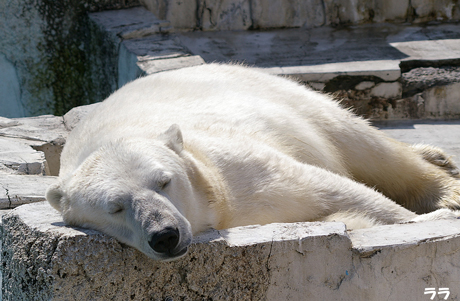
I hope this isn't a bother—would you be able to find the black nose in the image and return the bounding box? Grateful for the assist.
[149,227,180,254]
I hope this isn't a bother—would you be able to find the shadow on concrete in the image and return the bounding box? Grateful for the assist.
[373,119,460,129]
[174,23,460,69]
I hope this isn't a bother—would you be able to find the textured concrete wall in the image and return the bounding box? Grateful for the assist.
[139,0,460,31]
[0,0,140,117]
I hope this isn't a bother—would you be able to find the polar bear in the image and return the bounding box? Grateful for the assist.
[46,64,460,261]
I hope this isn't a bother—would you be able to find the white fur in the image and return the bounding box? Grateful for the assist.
[47,64,460,260]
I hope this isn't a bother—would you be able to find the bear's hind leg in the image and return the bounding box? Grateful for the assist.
[410,144,459,178]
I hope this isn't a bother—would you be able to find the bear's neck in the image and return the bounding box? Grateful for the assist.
[181,145,233,231]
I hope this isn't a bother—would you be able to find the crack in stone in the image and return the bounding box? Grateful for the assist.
[265,238,274,282]
[3,185,12,208]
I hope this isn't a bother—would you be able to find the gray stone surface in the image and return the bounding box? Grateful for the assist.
[3,202,460,300]
[140,0,197,30]
[0,175,57,209]
[376,120,460,163]
[120,35,205,77]
[0,115,67,143]
[0,137,47,175]
[0,115,67,176]
[346,220,460,300]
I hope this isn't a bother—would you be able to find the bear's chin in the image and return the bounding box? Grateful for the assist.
[151,246,188,262]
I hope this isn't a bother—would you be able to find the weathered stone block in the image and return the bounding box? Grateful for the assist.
[0,137,47,175]
[4,202,460,300]
[372,0,410,23]
[325,0,410,25]
[89,6,170,40]
[348,220,460,300]
[355,81,376,90]
[423,82,460,119]
[370,82,402,99]
[2,202,352,300]
[0,115,67,176]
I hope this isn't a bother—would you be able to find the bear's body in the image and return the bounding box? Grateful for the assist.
[47,64,460,261]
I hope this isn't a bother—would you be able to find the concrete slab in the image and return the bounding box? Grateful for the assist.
[1,202,352,300]
[346,220,460,301]
[0,137,47,175]
[0,115,66,143]
[0,175,57,209]
[0,115,67,176]
[138,0,460,31]
[350,219,460,253]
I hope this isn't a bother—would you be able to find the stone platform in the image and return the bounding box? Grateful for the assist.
[3,202,460,300]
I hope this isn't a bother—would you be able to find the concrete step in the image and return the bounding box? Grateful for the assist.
[88,7,460,120]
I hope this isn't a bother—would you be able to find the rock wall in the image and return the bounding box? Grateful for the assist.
[0,0,140,117]
[139,0,460,31]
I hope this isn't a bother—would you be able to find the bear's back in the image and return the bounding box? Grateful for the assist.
[61,64,349,176]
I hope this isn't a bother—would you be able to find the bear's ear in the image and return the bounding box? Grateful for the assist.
[46,182,64,212]
[158,124,183,154]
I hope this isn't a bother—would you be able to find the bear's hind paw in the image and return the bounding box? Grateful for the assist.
[410,208,459,223]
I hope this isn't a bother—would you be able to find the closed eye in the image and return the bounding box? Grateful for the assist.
[107,203,124,215]
[110,207,124,214]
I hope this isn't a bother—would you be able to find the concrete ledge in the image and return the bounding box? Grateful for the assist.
[1,202,350,300]
[3,202,460,300]
[0,175,57,209]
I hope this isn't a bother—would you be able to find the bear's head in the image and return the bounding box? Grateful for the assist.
[46,125,195,261]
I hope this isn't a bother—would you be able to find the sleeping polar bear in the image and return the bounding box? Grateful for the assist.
[46,64,460,261]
